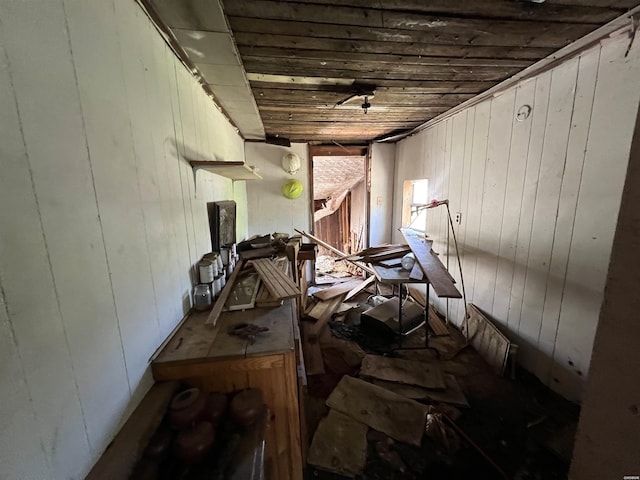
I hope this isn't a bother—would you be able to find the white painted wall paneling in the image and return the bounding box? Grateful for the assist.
[392,35,640,401]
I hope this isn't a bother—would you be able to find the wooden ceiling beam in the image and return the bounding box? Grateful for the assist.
[227,16,588,49]
[233,32,554,60]
[236,46,534,68]
[252,89,476,105]
[249,80,496,92]
[223,2,597,40]
[243,62,517,82]
[270,0,623,24]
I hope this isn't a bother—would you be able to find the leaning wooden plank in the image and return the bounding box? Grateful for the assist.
[313,278,363,301]
[256,283,283,308]
[326,376,429,446]
[465,304,510,376]
[252,257,300,300]
[308,409,368,478]
[86,381,179,480]
[308,295,345,339]
[366,246,412,262]
[295,229,375,275]
[401,228,462,298]
[372,374,469,407]
[301,322,325,375]
[344,275,376,301]
[360,354,446,390]
[206,259,245,326]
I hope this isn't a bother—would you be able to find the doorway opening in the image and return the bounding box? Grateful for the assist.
[309,145,369,278]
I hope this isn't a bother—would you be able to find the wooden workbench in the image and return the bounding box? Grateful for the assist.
[152,299,303,480]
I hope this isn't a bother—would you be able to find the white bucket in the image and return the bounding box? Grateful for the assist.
[198,261,214,283]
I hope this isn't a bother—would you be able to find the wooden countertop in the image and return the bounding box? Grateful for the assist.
[152,299,296,366]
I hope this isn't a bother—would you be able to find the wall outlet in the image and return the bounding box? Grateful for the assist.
[455,212,462,224]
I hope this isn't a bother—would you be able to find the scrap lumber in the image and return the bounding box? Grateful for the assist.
[410,261,424,280]
[308,409,368,478]
[307,295,345,339]
[344,275,375,301]
[401,228,462,298]
[360,354,446,390]
[326,376,429,446]
[252,257,300,300]
[372,374,469,407]
[294,229,375,275]
[255,284,283,308]
[206,259,245,326]
[378,258,403,268]
[301,322,325,375]
[366,246,412,263]
[313,278,363,301]
[239,245,277,260]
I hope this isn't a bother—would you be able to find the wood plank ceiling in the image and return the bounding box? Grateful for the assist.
[220,0,637,143]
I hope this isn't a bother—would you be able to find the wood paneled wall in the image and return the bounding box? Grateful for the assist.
[392,35,640,402]
[0,1,244,478]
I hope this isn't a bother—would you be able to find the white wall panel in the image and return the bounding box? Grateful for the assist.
[0,0,245,477]
[392,35,640,401]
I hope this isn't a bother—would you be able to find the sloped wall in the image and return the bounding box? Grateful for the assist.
[392,35,640,402]
[0,0,245,478]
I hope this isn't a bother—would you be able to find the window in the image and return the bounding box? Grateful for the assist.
[402,179,429,231]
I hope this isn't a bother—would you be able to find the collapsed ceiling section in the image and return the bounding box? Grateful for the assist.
[313,156,365,221]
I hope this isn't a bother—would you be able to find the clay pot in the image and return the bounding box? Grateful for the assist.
[230,389,265,428]
[169,388,207,430]
[206,392,228,426]
[173,421,216,465]
[144,426,173,459]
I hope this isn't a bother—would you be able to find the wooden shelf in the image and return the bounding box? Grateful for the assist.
[190,160,262,180]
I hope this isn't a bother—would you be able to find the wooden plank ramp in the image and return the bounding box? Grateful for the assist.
[252,257,301,300]
[401,228,462,298]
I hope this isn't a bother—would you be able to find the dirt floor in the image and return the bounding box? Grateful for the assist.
[302,289,579,480]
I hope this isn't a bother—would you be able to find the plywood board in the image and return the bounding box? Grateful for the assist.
[372,374,469,407]
[326,376,429,446]
[308,409,368,478]
[360,354,446,390]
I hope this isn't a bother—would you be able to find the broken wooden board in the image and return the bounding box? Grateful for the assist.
[372,374,469,407]
[238,245,277,260]
[308,409,368,478]
[301,321,325,376]
[308,295,345,339]
[360,354,446,390]
[327,375,429,446]
[252,257,300,300]
[344,275,375,301]
[465,304,510,376]
[400,228,462,298]
[378,258,403,268]
[366,247,412,263]
[255,283,283,308]
[313,278,364,301]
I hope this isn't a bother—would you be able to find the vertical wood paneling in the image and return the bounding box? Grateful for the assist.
[551,36,640,398]
[393,35,640,401]
[0,0,245,477]
[0,30,90,478]
[473,90,516,312]
[492,80,536,325]
[518,59,578,375]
